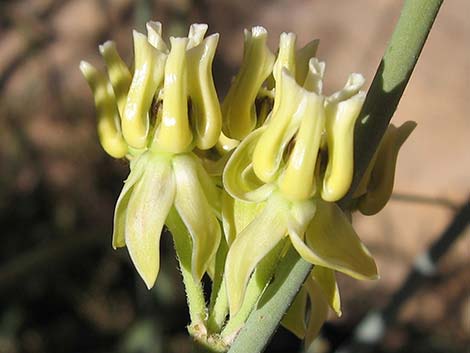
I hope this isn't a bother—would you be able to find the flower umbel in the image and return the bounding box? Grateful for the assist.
[81,23,222,291]
[81,22,415,350]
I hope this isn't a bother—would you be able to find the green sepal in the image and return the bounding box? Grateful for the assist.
[224,192,289,314]
[289,199,379,281]
[124,153,176,289]
[173,154,221,281]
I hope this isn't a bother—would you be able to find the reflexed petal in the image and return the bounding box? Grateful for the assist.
[304,275,329,347]
[112,153,148,248]
[225,193,289,314]
[221,191,265,245]
[173,154,221,281]
[358,121,416,215]
[281,286,308,339]
[223,127,275,202]
[290,199,378,280]
[312,266,341,316]
[125,155,175,289]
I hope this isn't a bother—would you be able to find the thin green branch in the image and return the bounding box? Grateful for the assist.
[166,208,208,325]
[339,0,444,207]
[227,247,311,353]
[227,0,444,352]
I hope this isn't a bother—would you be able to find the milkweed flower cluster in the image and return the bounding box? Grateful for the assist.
[81,22,415,349]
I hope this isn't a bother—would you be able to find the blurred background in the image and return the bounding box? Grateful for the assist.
[0,0,468,352]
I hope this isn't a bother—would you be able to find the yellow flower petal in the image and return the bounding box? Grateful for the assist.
[278,90,324,201]
[321,73,366,202]
[223,127,275,202]
[187,33,222,150]
[273,32,297,86]
[173,154,221,281]
[290,199,378,280]
[123,31,166,149]
[225,193,289,314]
[125,154,176,289]
[79,61,128,158]
[154,37,194,153]
[222,26,275,140]
[252,69,304,183]
[99,41,132,117]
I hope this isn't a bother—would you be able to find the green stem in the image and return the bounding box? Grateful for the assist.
[227,0,443,352]
[207,238,229,333]
[221,239,286,340]
[339,0,444,207]
[166,208,207,325]
[227,246,311,353]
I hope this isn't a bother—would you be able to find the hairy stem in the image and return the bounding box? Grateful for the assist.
[166,208,207,325]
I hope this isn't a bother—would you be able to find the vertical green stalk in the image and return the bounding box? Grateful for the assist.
[227,247,311,353]
[339,0,444,207]
[227,1,443,352]
[221,239,286,340]
[166,208,207,325]
[207,238,229,333]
